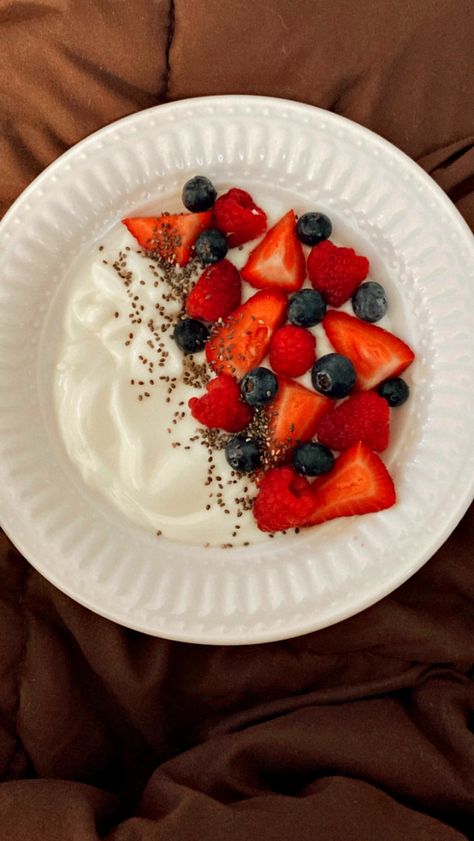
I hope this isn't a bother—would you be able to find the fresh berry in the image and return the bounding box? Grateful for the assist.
[269,325,316,378]
[307,442,396,526]
[311,353,356,398]
[240,367,278,407]
[352,281,388,323]
[186,260,241,322]
[296,212,332,245]
[195,228,228,264]
[307,240,369,307]
[266,376,331,457]
[188,374,252,433]
[206,289,287,378]
[173,318,209,354]
[316,391,390,453]
[241,210,306,292]
[214,188,267,247]
[287,289,326,327]
[377,377,410,407]
[323,311,415,391]
[293,442,335,477]
[182,176,217,212]
[122,211,213,267]
[253,466,314,532]
[224,435,261,472]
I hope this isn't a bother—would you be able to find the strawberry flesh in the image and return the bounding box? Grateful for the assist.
[122,211,213,266]
[241,210,306,292]
[266,376,331,460]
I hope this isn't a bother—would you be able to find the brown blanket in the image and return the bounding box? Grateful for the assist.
[1,2,473,838]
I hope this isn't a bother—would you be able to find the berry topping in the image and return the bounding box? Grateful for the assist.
[269,325,316,378]
[323,311,415,391]
[307,240,369,307]
[240,367,278,407]
[352,281,388,323]
[253,466,314,532]
[182,176,217,212]
[195,228,228,265]
[241,210,306,292]
[311,353,356,399]
[296,212,332,245]
[266,376,331,458]
[224,435,261,473]
[287,288,326,327]
[316,391,390,453]
[186,260,241,322]
[188,374,253,433]
[214,188,267,247]
[173,318,209,354]
[122,211,213,266]
[293,442,335,477]
[377,377,410,407]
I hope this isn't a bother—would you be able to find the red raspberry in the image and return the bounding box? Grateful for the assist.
[186,260,241,322]
[214,188,267,247]
[188,374,253,433]
[253,466,314,532]
[316,390,390,452]
[307,240,369,307]
[269,325,316,377]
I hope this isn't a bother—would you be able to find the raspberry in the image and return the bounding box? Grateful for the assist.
[253,466,314,532]
[269,325,316,377]
[316,390,390,452]
[186,260,241,322]
[307,240,369,307]
[214,188,267,247]
[188,374,253,433]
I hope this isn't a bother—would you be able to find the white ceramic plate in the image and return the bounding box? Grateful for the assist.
[0,96,473,644]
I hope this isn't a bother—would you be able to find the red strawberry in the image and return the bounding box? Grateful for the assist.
[307,240,369,306]
[316,391,390,452]
[186,260,241,322]
[122,211,213,266]
[188,374,252,433]
[214,188,267,247]
[324,311,415,391]
[253,466,314,532]
[269,325,316,377]
[206,289,287,378]
[307,442,396,525]
[241,210,306,292]
[266,376,331,459]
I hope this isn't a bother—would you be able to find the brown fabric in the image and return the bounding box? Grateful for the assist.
[0,1,473,838]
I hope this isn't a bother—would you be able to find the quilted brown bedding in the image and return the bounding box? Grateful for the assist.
[0,2,473,838]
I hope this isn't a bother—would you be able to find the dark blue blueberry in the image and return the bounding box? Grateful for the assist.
[240,367,278,407]
[311,353,356,398]
[173,318,209,354]
[182,176,217,212]
[296,212,332,246]
[377,377,410,407]
[352,281,388,323]
[225,436,261,473]
[287,289,327,327]
[293,442,335,477]
[195,228,228,264]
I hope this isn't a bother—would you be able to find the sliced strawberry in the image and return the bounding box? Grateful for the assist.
[122,211,213,266]
[323,311,415,391]
[241,210,306,292]
[205,289,287,378]
[307,442,396,525]
[266,376,331,459]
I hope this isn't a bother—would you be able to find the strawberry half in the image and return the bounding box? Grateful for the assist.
[241,210,306,292]
[323,311,415,391]
[266,376,331,459]
[307,442,396,525]
[122,211,213,266]
[205,289,287,378]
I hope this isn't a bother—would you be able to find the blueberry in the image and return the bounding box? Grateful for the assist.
[182,176,217,212]
[377,377,410,407]
[288,289,327,327]
[225,435,261,473]
[311,353,356,398]
[195,228,228,264]
[296,212,332,246]
[240,367,279,407]
[293,442,335,476]
[352,281,388,323]
[173,318,209,354]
